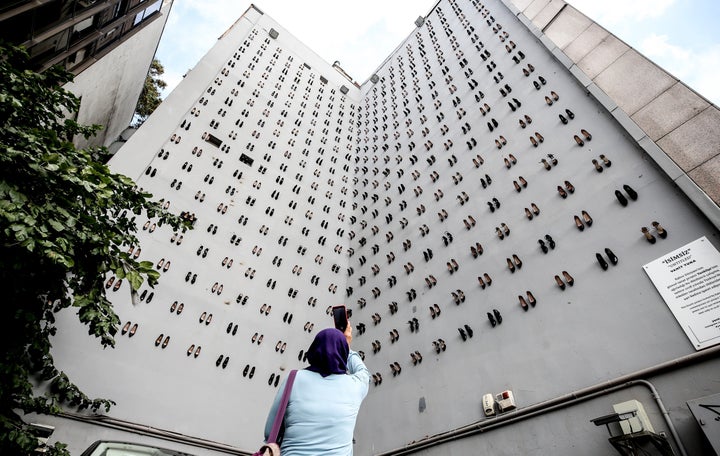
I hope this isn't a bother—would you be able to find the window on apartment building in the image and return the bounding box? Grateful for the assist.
[205,133,223,148]
[133,0,162,27]
[239,154,254,167]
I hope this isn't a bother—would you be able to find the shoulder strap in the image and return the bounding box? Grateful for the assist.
[267,370,297,443]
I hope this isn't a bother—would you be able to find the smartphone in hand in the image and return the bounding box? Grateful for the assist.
[332,305,348,332]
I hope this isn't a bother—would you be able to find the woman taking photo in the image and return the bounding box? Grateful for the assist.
[263,324,369,455]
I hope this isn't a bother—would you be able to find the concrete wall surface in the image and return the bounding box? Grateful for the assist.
[508,0,720,211]
[39,1,720,456]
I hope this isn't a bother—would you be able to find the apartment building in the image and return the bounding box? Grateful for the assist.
[38,1,720,455]
[0,0,174,147]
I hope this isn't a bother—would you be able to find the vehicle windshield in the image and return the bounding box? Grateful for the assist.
[82,441,196,456]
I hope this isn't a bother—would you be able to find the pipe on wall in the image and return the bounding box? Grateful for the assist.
[374,345,720,455]
[56,346,718,455]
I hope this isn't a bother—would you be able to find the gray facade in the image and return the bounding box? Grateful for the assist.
[67,0,173,149]
[40,1,720,455]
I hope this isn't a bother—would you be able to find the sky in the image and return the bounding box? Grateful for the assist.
[155,0,720,107]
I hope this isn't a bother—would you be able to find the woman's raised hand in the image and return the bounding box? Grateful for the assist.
[344,321,353,347]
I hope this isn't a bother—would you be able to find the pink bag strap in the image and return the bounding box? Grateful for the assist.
[267,370,297,443]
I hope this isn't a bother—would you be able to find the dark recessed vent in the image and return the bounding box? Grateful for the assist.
[415,16,425,27]
[239,153,254,167]
[269,28,279,39]
[340,85,349,95]
[205,134,222,148]
[320,76,328,84]
[370,74,379,84]
[303,63,311,69]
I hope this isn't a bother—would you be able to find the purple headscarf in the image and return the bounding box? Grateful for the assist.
[306,328,349,377]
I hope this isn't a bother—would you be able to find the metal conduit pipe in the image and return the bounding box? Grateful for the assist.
[636,379,687,456]
[55,346,719,456]
[393,380,687,456]
[375,345,720,456]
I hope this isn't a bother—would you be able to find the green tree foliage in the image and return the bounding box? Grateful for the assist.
[0,44,186,454]
[134,59,167,125]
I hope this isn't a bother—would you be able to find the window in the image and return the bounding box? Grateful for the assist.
[204,133,223,148]
[239,154,254,167]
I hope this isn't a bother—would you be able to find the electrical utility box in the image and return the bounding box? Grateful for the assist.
[613,400,655,435]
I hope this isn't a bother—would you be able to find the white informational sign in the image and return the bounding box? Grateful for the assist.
[643,237,720,350]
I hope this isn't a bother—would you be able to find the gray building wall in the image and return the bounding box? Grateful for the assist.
[45,6,359,454]
[41,1,720,455]
[507,0,720,214]
[65,0,173,149]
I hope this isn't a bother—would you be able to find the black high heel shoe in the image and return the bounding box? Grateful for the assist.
[493,309,502,324]
[464,325,474,338]
[458,328,468,341]
[538,239,548,253]
[527,291,537,307]
[623,184,638,200]
[519,296,529,311]
[596,253,609,270]
[574,215,585,231]
[652,221,667,239]
[545,234,556,249]
[615,190,628,206]
[641,227,656,244]
[605,248,618,265]
[487,312,496,327]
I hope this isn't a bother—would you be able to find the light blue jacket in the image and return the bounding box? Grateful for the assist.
[264,350,370,455]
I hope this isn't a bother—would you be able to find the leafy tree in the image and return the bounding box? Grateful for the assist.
[134,58,167,126]
[0,44,186,455]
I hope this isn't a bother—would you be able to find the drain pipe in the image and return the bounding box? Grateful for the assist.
[635,379,686,456]
[375,346,720,456]
[406,380,688,456]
